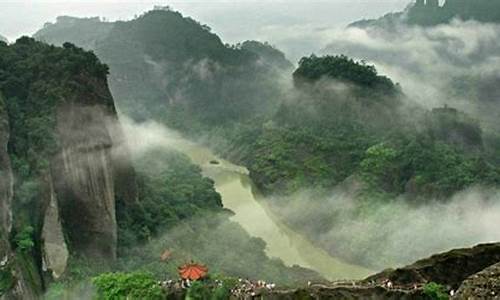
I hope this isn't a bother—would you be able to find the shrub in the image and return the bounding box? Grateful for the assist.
[423,282,449,300]
[14,226,35,253]
[92,272,164,300]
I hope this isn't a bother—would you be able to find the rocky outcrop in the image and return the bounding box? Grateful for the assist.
[53,104,117,260]
[41,174,69,279]
[366,243,500,290]
[454,262,500,299]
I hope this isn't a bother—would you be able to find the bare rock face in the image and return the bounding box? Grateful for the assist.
[53,104,117,260]
[454,262,500,299]
[365,243,500,290]
[41,174,69,279]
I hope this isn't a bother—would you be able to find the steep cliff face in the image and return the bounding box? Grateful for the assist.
[53,104,117,259]
[0,38,140,297]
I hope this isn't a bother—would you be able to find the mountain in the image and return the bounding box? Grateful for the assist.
[350,0,500,28]
[0,35,6,43]
[35,8,292,132]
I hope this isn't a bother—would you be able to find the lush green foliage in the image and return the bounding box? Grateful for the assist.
[0,266,14,296]
[35,9,288,128]
[423,282,449,300]
[117,150,222,248]
[92,272,164,300]
[294,55,396,93]
[13,226,35,253]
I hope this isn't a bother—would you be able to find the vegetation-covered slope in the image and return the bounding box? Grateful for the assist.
[35,8,292,131]
[215,55,499,199]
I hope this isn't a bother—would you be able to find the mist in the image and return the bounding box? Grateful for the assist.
[267,185,500,270]
[321,19,500,127]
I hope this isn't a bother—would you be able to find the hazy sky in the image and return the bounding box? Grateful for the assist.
[0,0,410,60]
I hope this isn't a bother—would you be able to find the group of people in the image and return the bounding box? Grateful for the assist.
[230,278,276,297]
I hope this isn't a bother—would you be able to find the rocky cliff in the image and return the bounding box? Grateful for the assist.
[52,104,117,260]
[455,261,500,299]
[365,242,500,290]
[0,38,139,298]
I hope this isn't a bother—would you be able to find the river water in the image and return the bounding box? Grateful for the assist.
[172,137,371,281]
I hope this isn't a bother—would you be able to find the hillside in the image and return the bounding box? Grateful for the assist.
[35,8,292,131]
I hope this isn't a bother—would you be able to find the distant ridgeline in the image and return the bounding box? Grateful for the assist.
[350,0,500,28]
[0,35,6,43]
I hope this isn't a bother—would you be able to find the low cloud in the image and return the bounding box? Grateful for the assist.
[269,186,500,270]
[321,19,500,126]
